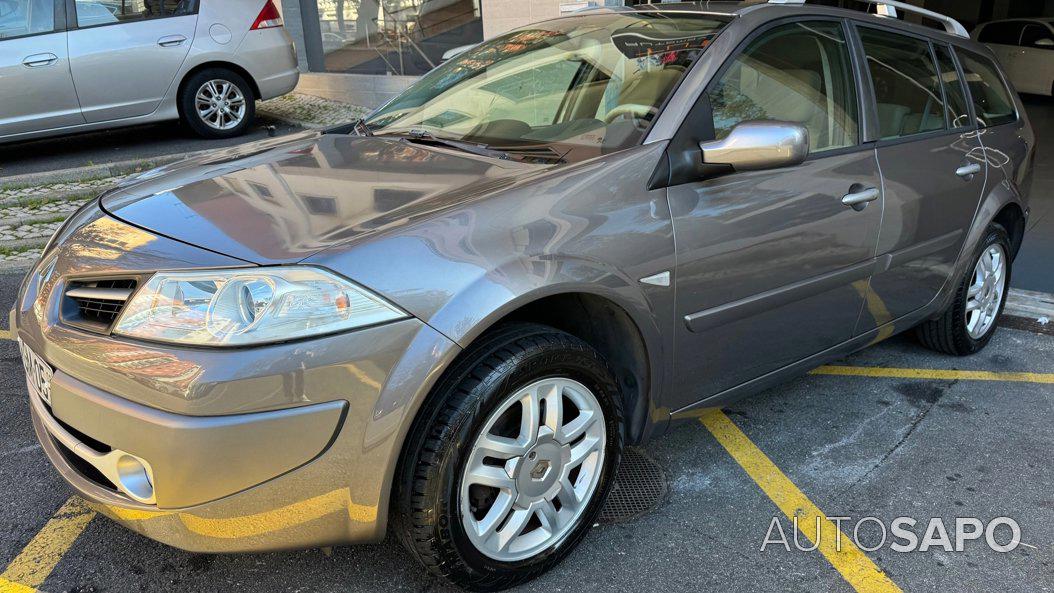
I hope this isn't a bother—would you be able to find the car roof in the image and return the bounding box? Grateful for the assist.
[566,1,971,42]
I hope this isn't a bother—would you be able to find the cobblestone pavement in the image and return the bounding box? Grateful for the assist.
[258,93,371,128]
[0,181,119,266]
[0,176,127,206]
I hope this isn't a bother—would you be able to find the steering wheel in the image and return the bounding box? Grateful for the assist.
[604,103,658,125]
[0,0,18,19]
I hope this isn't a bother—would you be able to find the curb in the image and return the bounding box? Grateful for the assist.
[1004,288,1054,324]
[0,187,100,210]
[0,205,87,229]
[0,152,199,189]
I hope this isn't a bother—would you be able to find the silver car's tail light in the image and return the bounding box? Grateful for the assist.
[251,0,283,30]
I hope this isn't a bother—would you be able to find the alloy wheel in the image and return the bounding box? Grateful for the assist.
[460,377,606,562]
[965,243,1007,339]
[195,79,247,131]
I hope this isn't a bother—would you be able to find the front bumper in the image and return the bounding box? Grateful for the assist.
[17,210,461,552]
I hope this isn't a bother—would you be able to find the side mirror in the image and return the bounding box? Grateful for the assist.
[1034,38,1054,47]
[699,121,809,172]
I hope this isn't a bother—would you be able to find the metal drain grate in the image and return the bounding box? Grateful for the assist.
[598,447,667,524]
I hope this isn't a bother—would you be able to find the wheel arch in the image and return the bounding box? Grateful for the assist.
[992,201,1026,260]
[176,61,262,113]
[934,182,1027,316]
[426,285,660,445]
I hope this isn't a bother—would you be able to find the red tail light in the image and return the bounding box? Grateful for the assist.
[251,0,283,30]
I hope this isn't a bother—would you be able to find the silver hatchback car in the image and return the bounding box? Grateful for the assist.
[0,0,298,142]
[15,1,1033,591]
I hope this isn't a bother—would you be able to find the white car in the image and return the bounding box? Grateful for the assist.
[973,18,1054,96]
[0,0,300,143]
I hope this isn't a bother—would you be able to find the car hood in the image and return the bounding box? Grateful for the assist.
[100,132,547,264]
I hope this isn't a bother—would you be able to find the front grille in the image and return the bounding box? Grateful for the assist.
[64,278,137,330]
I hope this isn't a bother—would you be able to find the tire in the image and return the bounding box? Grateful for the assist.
[916,223,1012,356]
[393,323,624,591]
[178,68,256,139]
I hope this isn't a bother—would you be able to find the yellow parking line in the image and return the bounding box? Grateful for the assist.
[0,497,94,593]
[699,409,902,593]
[811,365,1054,384]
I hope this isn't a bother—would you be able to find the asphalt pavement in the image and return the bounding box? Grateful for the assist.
[0,115,302,180]
[0,270,1050,593]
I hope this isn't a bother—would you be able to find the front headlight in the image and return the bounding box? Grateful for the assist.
[113,267,407,346]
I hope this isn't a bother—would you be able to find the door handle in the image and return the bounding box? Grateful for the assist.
[158,35,187,47]
[956,163,981,180]
[841,187,880,211]
[22,53,58,68]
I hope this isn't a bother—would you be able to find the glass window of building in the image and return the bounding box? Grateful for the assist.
[317,0,484,75]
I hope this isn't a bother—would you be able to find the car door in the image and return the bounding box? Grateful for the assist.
[855,28,987,328]
[67,0,198,123]
[0,0,83,136]
[1017,23,1054,95]
[668,20,883,407]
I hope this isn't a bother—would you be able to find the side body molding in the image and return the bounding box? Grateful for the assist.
[684,259,877,334]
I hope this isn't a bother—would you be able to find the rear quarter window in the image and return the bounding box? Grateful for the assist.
[956,49,1017,127]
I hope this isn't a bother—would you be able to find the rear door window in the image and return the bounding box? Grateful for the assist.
[934,44,971,129]
[858,27,946,140]
[977,21,1026,46]
[0,0,56,39]
[708,21,859,153]
[74,0,197,28]
[956,49,1017,127]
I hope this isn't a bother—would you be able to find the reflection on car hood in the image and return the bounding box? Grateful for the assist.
[100,133,547,264]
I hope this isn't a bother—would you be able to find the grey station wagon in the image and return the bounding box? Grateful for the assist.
[15,1,1034,590]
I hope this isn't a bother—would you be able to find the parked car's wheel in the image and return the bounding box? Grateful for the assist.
[394,324,623,591]
[179,68,256,139]
[917,223,1011,355]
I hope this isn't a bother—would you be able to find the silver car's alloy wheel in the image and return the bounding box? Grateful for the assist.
[965,243,1007,339]
[460,377,606,562]
[195,80,247,131]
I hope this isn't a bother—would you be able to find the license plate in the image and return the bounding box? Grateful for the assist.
[18,339,53,406]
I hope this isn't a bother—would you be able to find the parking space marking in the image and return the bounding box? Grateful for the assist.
[0,497,94,593]
[811,365,1054,384]
[699,409,903,593]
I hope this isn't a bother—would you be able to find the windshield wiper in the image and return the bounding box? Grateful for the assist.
[354,119,373,137]
[384,129,510,160]
[323,118,373,137]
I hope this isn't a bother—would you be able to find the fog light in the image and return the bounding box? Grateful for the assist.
[116,454,154,503]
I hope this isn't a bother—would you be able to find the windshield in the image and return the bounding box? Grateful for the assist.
[364,12,728,162]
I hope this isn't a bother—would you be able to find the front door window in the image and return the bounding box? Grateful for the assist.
[708,21,859,153]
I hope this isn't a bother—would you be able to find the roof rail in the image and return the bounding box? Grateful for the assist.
[767,0,969,38]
